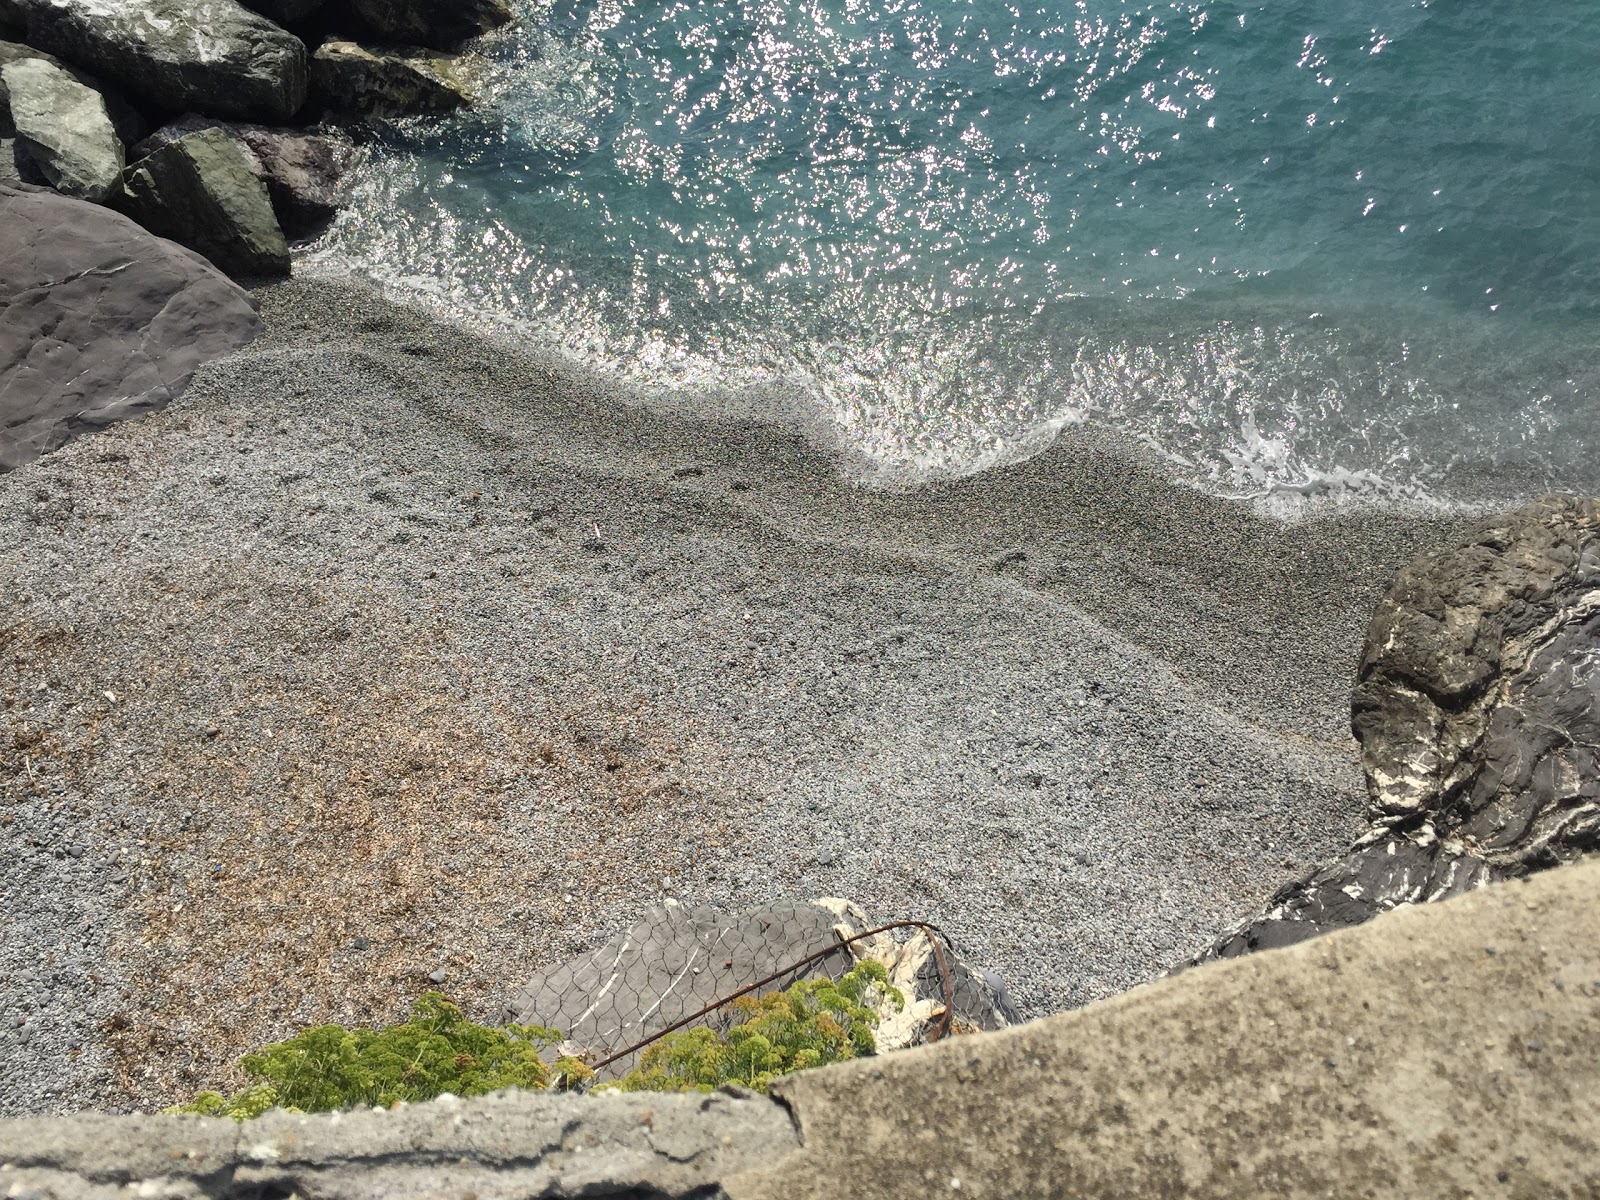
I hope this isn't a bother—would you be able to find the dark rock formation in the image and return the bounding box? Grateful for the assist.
[0,136,39,185]
[310,39,471,117]
[0,39,147,147]
[14,0,308,123]
[119,128,290,277]
[1,56,121,202]
[240,0,326,24]
[0,181,260,471]
[345,0,512,51]
[1192,495,1600,962]
[135,115,357,237]
[505,899,1017,1078]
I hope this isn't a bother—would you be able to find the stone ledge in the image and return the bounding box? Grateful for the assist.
[4,859,1596,1199]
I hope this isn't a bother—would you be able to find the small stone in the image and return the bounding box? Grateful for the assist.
[427,967,447,984]
[352,936,370,951]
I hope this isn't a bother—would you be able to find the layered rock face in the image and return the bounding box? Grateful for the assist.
[0,181,260,470]
[1195,495,1600,960]
[13,0,308,122]
[1,55,121,200]
[118,128,291,277]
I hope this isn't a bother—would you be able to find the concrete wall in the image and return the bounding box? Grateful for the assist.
[3,859,1596,1199]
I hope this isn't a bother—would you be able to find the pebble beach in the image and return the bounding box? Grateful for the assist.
[0,277,1474,1116]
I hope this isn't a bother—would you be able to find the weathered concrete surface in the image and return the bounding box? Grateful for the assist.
[1,862,1594,1198]
[731,857,1600,1200]
[0,1089,798,1199]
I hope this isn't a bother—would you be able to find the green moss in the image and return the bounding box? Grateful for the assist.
[170,962,900,1118]
[610,960,902,1093]
[168,993,561,1118]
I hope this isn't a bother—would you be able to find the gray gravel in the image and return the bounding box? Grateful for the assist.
[0,277,1476,1117]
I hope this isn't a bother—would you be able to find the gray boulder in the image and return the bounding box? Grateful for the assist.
[311,38,472,117]
[1191,495,1600,962]
[239,123,356,235]
[0,39,147,147]
[135,115,357,237]
[0,181,260,471]
[504,898,1016,1079]
[1,56,121,201]
[345,0,512,51]
[119,128,290,277]
[14,0,307,122]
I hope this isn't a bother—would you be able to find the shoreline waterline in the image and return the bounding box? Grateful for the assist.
[0,271,1480,1115]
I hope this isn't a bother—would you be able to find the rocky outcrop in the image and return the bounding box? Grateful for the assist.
[135,115,357,237]
[119,128,290,277]
[310,38,472,116]
[1193,495,1600,961]
[504,899,1017,1078]
[346,0,512,51]
[13,0,308,122]
[1,56,121,201]
[0,181,260,471]
[1,863,1596,1199]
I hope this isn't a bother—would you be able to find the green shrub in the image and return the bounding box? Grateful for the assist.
[170,962,901,1118]
[612,961,902,1093]
[169,992,569,1118]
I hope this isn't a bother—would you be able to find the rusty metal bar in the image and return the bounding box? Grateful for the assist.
[585,919,957,1075]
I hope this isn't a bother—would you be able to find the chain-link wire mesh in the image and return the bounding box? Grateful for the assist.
[501,898,1017,1083]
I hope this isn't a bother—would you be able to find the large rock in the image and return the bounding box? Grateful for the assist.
[135,115,357,237]
[0,181,260,471]
[504,899,1017,1078]
[119,128,290,277]
[14,0,307,122]
[0,39,147,147]
[310,38,471,117]
[345,0,511,51]
[1193,495,1600,962]
[0,56,121,201]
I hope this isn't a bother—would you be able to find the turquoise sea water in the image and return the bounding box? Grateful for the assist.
[308,0,1600,501]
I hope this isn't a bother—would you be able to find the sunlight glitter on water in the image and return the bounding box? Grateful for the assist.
[305,0,1600,502]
